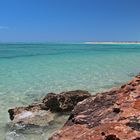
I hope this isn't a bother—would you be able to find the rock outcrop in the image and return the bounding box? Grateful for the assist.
[8,90,91,126]
[49,74,140,140]
[42,90,91,112]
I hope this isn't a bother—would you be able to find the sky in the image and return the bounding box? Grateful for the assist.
[0,0,140,42]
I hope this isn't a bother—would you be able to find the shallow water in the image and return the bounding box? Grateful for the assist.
[0,43,140,139]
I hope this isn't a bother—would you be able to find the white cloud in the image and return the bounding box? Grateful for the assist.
[0,26,8,29]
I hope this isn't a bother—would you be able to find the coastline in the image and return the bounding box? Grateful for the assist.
[49,73,140,140]
[7,73,140,140]
[84,42,140,44]
[2,43,140,140]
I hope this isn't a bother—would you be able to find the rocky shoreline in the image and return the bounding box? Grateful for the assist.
[8,90,91,128]
[8,74,140,140]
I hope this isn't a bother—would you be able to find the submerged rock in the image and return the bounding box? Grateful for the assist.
[8,90,91,127]
[49,73,140,140]
[5,131,26,140]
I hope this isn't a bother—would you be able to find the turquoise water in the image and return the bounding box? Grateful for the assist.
[1,43,140,139]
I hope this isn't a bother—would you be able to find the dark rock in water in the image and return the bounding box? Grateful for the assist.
[49,73,140,140]
[42,90,91,112]
[8,90,91,127]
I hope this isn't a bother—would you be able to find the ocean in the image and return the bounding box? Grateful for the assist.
[0,43,140,140]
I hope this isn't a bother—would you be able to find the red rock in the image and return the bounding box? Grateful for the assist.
[49,73,140,140]
[133,99,140,109]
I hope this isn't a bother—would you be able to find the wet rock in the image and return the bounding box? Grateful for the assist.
[8,90,91,127]
[8,105,55,126]
[42,90,91,112]
[49,73,140,140]
[8,103,44,121]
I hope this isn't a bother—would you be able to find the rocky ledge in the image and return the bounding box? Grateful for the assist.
[49,74,140,140]
[8,90,91,127]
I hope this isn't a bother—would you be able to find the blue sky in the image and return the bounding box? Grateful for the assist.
[0,0,140,42]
